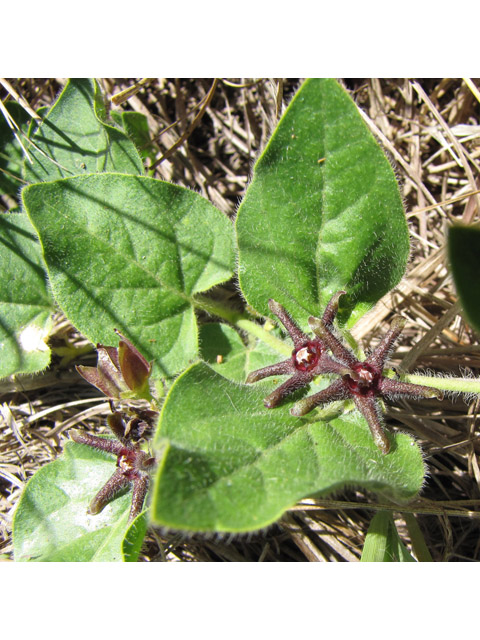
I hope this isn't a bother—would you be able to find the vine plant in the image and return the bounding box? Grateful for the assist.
[2,79,478,561]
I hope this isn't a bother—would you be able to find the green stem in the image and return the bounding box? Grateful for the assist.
[402,373,480,396]
[235,318,291,356]
[194,295,291,356]
[193,295,241,324]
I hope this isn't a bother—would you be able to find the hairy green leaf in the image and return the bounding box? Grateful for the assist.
[22,173,235,377]
[122,511,148,562]
[13,441,146,562]
[150,362,425,533]
[0,213,54,378]
[24,79,143,183]
[448,224,480,333]
[236,78,409,330]
[111,110,156,165]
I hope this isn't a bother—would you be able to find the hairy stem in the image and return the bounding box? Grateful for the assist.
[235,318,292,356]
[402,373,480,396]
[193,295,242,324]
[194,295,306,356]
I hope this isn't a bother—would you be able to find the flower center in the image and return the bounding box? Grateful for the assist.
[292,341,322,372]
[117,449,137,480]
[344,363,380,396]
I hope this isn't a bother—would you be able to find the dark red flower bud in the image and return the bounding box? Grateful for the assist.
[76,344,127,398]
[115,329,152,399]
[76,332,152,401]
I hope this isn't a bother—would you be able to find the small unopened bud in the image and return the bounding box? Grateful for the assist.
[76,343,127,398]
[115,329,152,399]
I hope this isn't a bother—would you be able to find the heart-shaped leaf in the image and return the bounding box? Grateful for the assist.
[150,362,425,533]
[236,78,409,329]
[22,173,235,377]
[0,213,54,378]
[24,79,144,183]
[13,441,147,562]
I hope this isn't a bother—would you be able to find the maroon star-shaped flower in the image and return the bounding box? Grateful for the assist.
[247,292,443,454]
[291,311,443,453]
[71,333,157,520]
[71,410,155,522]
[246,292,349,408]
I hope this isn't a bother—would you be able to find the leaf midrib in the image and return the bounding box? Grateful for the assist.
[42,199,194,306]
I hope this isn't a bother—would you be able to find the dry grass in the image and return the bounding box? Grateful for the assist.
[1,78,480,562]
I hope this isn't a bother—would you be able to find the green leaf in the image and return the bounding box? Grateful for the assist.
[199,322,281,383]
[24,79,144,183]
[361,511,416,562]
[0,213,54,378]
[111,110,156,165]
[13,441,146,562]
[402,512,432,562]
[448,224,480,333]
[0,101,30,197]
[236,78,409,329]
[122,511,148,562]
[22,173,236,377]
[150,362,425,533]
